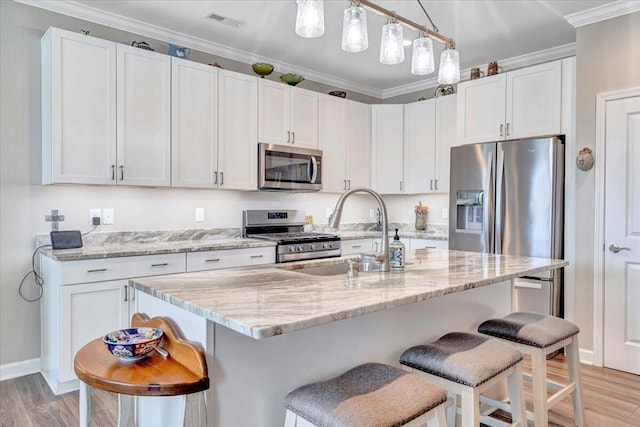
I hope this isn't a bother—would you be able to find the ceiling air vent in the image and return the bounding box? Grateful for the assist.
[206,12,245,28]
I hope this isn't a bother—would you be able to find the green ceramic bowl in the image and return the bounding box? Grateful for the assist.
[280,73,305,86]
[252,63,274,77]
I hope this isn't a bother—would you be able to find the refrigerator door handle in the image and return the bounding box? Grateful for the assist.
[495,149,505,254]
[484,154,494,252]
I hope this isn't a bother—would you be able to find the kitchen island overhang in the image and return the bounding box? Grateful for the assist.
[129,249,568,426]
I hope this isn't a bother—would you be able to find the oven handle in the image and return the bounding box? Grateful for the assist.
[309,156,318,184]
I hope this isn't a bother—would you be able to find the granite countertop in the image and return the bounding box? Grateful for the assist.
[131,249,567,340]
[337,230,448,241]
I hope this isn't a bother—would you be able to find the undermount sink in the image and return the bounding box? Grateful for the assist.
[292,261,381,277]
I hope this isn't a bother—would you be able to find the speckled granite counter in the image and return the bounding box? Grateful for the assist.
[131,249,566,339]
[337,230,448,241]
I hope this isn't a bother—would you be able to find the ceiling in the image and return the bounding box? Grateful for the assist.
[29,1,613,97]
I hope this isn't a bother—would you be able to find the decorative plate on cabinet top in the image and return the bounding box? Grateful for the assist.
[252,62,274,78]
[280,73,305,86]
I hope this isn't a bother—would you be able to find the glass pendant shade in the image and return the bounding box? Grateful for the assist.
[341,4,368,52]
[438,47,460,84]
[411,36,435,75]
[296,0,325,38]
[379,22,404,64]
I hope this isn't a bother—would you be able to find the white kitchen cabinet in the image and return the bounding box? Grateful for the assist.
[41,27,116,185]
[433,94,458,194]
[404,99,436,194]
[40,253,186,395]
[319,96,371,193]
[116,44,171,186]
[258,79,318,148]
[171,58,218,188]
[409,238,448,250]
[457,60,562,144]
[371,105,404,194]
[186,247,275,272]
[341,239,374,255]
[217,70,258,190]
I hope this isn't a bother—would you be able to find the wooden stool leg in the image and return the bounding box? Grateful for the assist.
[118,395,135,427]
[530,347,548,427]
[567,336,585,427]
[78,382,91,427]
[507,363,527,427]
[446,392,458,427]
[184,392,206,427]
[460,386,480,427]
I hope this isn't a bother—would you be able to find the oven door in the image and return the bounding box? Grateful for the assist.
[259,143,322,191]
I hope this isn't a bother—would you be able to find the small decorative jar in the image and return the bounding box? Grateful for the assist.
[415,211,427,230]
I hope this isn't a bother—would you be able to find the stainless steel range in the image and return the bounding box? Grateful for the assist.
[242,210,341,263]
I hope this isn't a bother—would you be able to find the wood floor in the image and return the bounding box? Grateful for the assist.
[0,355,638,426]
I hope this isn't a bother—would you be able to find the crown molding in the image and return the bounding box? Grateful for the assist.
[382,43,576,99]
[13,0,385,98]
[564,0,640,28]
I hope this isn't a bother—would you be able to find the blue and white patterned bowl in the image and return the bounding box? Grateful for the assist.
[103,327,163,362]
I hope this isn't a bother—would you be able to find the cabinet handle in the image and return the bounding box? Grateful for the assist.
[423,246,436,249]
[351,244,362,249]
[374,241,379,252]
[205,258,221,263]
[86,268,107,273]
[500,124,504,137]
[111,165,115,181]
[124,285,128,302]
[287,131,291,143]
[119,165,124,180]
[400,181,403,191]
[434,179,438,190]
[430,179,433,190]
[348,180,351,189]
[151,263,168,267]
[220,172,224,185]
[130,284,135,301]
[506,123,510,136]
[214,171,218,185]
[292,131,295,144]
[250,254,264,259]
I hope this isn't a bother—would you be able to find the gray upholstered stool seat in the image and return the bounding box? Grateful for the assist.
[283,362,447,427]
[478,311,580,348]
[478,312,585,427]
[400,332,527,427]
[399,332,523,387]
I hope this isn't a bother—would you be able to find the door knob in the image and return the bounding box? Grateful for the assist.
[609,244,631,253]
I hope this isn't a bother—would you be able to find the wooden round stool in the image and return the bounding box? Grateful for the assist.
[73,313,209,427]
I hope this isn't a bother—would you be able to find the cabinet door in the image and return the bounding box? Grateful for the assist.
[290,87,318,148]
[457,74,506,144]
[341,239,374,255]
[60,280,129,381]
[116,45,171,186]
[404,100,436,194]
[319,95,347,192]
[258,79,289,144]
[434,94,457,193]
[346,101,371,189]
[42,28,116,185]
[506,60,562,139]
[371,105,404,194]
[218,70,258,190]
[171,58,218,188]
[409,238,448,250]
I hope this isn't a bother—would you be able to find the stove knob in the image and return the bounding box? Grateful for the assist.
[288,245,296,252]
[297,245,305,252]
[309,244,316,251]
[323,242,333,249]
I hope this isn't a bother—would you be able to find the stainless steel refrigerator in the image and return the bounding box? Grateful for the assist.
[448,136,564,317]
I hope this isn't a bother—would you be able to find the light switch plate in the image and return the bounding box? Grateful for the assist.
[103,208,114,224]
[442,208,448,220]
[195,208,205,222]
[326,207,333,219]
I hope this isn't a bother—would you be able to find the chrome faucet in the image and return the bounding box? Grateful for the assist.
[329,187,390,272]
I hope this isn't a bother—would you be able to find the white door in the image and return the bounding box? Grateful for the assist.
[404,99,435,194]
[346,100,371,189]
[603,95,640,375]
[290,87,318,148]
[318,94,347,192]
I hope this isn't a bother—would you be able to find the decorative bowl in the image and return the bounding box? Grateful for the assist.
[103,327,163,362]
[252,62,274,78]
[279,73,305,86]
[168,43,191,59]
[328,90,347,98]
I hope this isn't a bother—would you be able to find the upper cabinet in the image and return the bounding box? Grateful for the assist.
[42,28,117,185]
[457,60,562,144]
[318,96,370,193]
[371,105,404,194]
[258,79,318,148]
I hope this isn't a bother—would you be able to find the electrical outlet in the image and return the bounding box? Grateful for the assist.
[195,208,205,222]
[89,208,101,225]
[102,208,114,224]
[369,208,375,220]
[326,207,333,219]
[442,208,448,220]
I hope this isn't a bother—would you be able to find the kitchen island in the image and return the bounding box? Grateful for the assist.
[130,249,567,426]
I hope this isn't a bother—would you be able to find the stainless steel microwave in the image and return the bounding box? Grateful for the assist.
[258,143,322,191]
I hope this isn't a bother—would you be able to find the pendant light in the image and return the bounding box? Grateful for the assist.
[411,35,434,75]
[438,45,460,84]
[295,0,325,38]
[342,2,368,52]
[379,19,404,65]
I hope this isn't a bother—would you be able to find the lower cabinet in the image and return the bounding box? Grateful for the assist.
[409,238,449,250]
[187,247,275,272]
[341,239,374,255]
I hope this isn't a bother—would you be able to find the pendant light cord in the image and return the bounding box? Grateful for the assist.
[417,0,438,33]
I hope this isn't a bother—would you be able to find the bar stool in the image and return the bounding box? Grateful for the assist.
[73,313,209,427]
[283,362,448,427]
[399,332,527,427]
[478,312,585,427]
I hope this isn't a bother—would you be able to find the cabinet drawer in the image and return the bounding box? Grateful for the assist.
[60,253,185,285]
[187,247,275,272]
[409,238,448,250]
[341,239,374,255]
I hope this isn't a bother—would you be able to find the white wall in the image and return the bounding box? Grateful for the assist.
[0,1,443,369]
